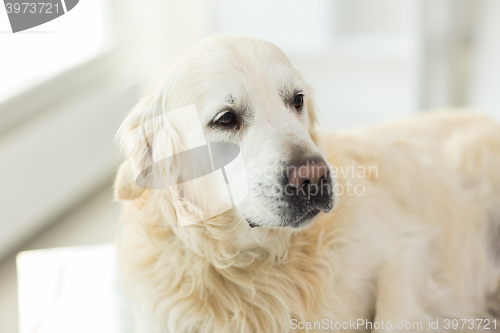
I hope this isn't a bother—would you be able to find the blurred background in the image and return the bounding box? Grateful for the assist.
[1,0,500,332]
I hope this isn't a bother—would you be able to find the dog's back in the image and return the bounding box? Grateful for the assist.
[318,110,500,323]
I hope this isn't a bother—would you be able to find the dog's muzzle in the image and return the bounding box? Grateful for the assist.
[282,159,334,227]
[247,158,335,228]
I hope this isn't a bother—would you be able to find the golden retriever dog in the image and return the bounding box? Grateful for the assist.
[114,35,500,333]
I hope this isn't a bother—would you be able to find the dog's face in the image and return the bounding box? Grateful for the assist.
[116,36,335,229]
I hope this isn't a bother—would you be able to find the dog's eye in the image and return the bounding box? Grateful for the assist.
[293,94,304,110]
[216,112,236,126]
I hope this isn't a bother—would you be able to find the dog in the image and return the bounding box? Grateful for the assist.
[114,35,500,332]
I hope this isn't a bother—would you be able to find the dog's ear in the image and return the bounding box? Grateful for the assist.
[114,161,145,200]
[114,96,157,201]
[114,92,184,201]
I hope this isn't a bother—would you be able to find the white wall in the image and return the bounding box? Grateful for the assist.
[209,0,421,129]
[469,0,500,121]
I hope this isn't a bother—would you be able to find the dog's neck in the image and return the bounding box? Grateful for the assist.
[170,209,297,268]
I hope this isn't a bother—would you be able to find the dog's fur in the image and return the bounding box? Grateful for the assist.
[114,35,500,332]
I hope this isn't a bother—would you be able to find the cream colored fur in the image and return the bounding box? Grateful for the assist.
[115,36,500,333]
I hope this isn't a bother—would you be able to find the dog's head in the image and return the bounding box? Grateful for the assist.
[115,35,335,230]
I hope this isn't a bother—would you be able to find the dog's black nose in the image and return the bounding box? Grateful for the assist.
[282,159,334,227]
[287,160,329,189]
[284,159,333,204]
